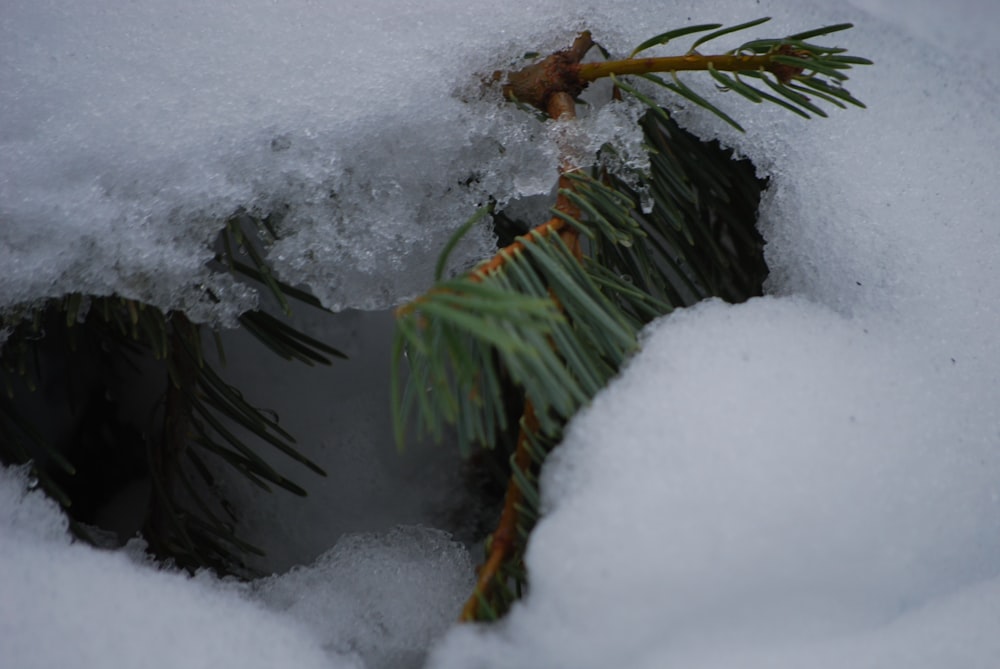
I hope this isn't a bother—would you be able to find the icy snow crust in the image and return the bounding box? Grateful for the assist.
[0,0,651,318]
[3,0,1000,668]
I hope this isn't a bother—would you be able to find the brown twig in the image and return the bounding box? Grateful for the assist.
[395,92,584,322]
[470,90,583,281]
[460,91,582,622]
[454,30,828,621]
[500,33,808,113]
[500,32,594,112]
[468,213,567,282]
[460,401,539,621]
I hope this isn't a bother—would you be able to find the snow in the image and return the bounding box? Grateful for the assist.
[253,526,474,669]
[0,466,471,669]
[428,299,1000,668]
[3,0,1000,668]
[0,466,342,669]
[0,0,609,318]
[426,1,1000,666]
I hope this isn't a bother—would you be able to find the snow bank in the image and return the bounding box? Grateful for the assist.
[254,526,473,669]
[0,465,472,669]
[429,299,1000,668]
[2,0,999,668]
[0,466,343,669]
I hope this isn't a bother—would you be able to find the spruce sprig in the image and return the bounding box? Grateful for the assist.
[394,20,869,620]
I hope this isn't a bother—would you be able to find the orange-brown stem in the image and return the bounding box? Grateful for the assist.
[460,401,540,621]
[470,175,580,281]
[465,92,583,283]
[457,33,809,620]
[500,32,593,111]
[460,92,583,622]
[391,207,570,319]
[548,91,585,262]
[469,214,567,281]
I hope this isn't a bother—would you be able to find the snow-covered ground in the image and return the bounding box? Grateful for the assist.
[2,1,999,668]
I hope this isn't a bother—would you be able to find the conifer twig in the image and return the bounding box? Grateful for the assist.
[576,50,802,83]
[461,91,582,621]
[500,22,868,116]
[395,21,870,620]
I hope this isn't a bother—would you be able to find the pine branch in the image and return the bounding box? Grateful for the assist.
[499,19,870,123]
[397,20,868,621]
[0,213,343,574]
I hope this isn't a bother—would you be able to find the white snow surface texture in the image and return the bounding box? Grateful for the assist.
[3,1,1000,668]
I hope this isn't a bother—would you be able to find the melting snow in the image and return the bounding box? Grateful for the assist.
[2,0,999,667]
